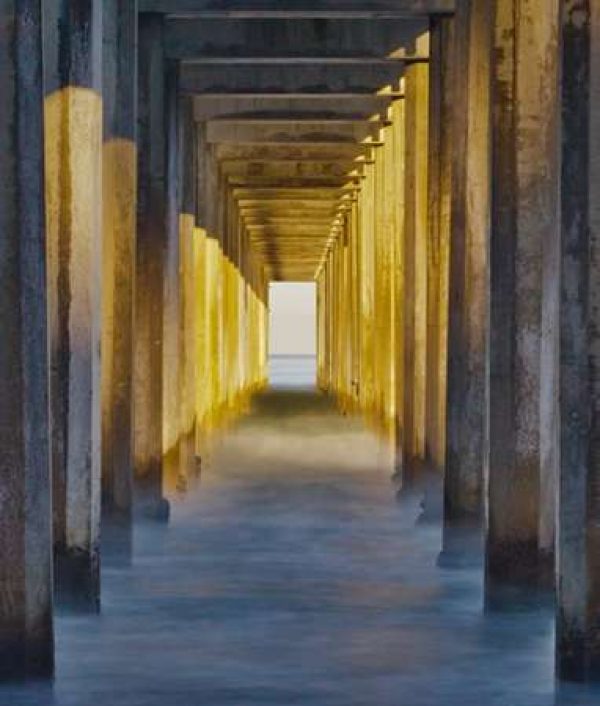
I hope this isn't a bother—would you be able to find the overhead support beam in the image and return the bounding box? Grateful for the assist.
[139,0,455,17]
[219,160,364,178]
[206,119,384,144]
[215,143,374,161]
[180,62,405,95]
[165,18,429,60]
[193,95,396,121]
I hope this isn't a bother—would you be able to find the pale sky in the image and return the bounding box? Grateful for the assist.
[269,283,317,356]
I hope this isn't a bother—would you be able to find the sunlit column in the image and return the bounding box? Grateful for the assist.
[401,62,429,488]
[45,0,103,611]
[425,18,453,476]
[101,0,137,565]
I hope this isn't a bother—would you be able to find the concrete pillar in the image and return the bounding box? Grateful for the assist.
[401,62,429,488]
[163,60,182,493]
[426,18,453,477]
[0,0,53,677]
[179,96,199,489]
[440,0,490,565]
[101,0,137,564]
[45,0,103,611]
[135,14,168,521]
[486,0,560,606]
[556,1,600,682]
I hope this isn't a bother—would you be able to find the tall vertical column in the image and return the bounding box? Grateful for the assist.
[486,0,560,606]
[401,62,429,488]
[440,0,490,565]
[425,18,453,477]
[135,14,168,520]
[101,0,137,564]
[0,0,53,676]
[163,60,182,491]
[179,96,198,489]
[556,1,600,682]
[45,0,103,611]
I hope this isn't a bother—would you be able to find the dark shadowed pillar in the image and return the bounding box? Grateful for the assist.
[0,0,53,676]
[101,0,137,565]
[439,0,490,566]
[485,0,560,608]
[556,0,600,682]
[135,13,169,521]
[45,0,103,613]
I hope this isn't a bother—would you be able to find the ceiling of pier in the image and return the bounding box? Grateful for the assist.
[150,1,448,281]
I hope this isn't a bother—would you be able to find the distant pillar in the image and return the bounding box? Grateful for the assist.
[401,62,429,488]
[425,17,453,477]
[178,95,198,489]
[0,0,53,677]
[135,14,169,521]
[486,0,560,607]
[556,1,600,682]
[440,0,490,565]
[45,0,103,612]
[162,60,182,493]
[101,0,137,564]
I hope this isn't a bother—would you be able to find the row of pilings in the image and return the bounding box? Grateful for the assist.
[0,1,268,678]
[317,2,600,684]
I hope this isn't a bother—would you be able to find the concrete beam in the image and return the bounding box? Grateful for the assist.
[139,0,454,17]
[0,0,53,678]
[165,18,428,60]
[194,95,395,121]
[206,119,382,143]
[180,62,404,95]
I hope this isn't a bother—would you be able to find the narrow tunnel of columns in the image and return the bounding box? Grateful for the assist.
[2,0,600,702]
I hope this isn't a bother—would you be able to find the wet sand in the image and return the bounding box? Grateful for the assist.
[2,387,599,705]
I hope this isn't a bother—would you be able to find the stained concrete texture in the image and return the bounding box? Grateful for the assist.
[2,384,600,705]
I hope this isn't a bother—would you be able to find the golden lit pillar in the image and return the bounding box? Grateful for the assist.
[0,0,53,677]
[425,18,453,476]
[359,160,376,414]
[178,96,198,489]
[163,62,182,491]
[441,0,491,565]
[401,62,429,488]
[392,97,407,473]
[101,0,137,564]
[135,14,169,520]
[486,0,560,606]
[45,0,103,611]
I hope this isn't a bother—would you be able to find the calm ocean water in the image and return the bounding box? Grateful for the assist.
[269,354,317,388]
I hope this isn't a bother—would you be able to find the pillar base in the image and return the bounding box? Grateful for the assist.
[101,509,132,568]
[485,541,554,612]
[134,496,171,524]
[0,637,53,682]
[55,548,100,614]
[438,522,483,569]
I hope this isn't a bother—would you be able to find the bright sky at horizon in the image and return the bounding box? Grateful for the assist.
[269,282,317,356]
